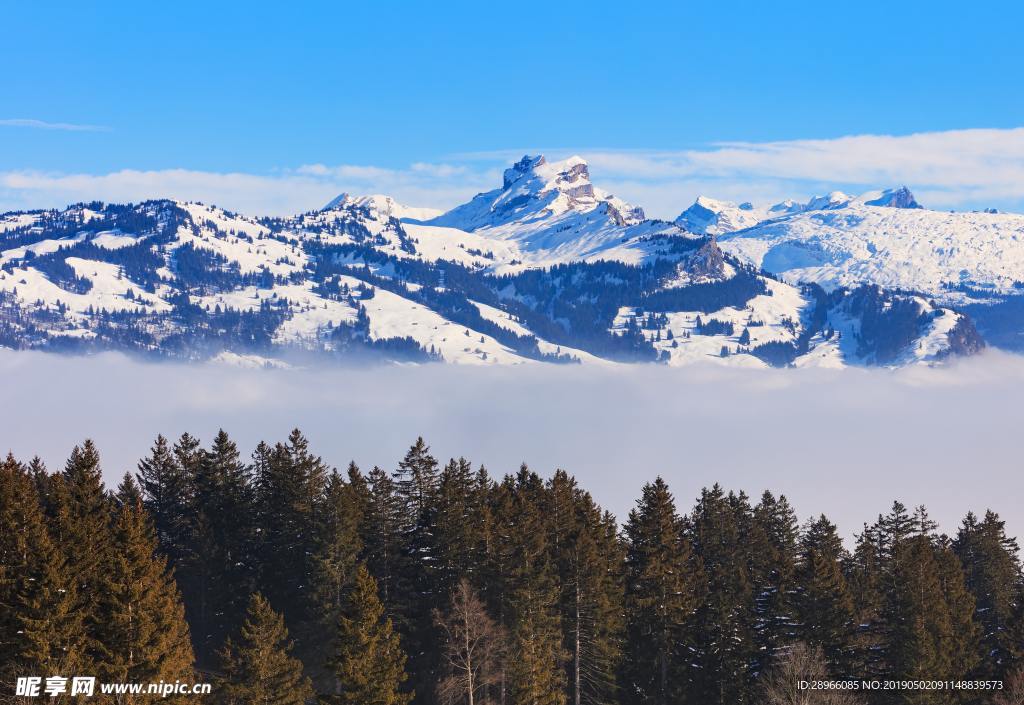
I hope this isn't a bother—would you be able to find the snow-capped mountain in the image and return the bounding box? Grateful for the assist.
[674,186,923,236]
[0,157,996,368]
[323,193,443,223]
[700,188,1024,298]
[425,155,665,267]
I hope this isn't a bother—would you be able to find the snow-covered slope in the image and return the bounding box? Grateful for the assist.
[323,194,443,223]
[718,198,1024,297]
[0,160,993,368]
[425,155,672,267]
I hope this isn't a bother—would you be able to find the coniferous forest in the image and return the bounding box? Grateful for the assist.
[2,431,1023,705]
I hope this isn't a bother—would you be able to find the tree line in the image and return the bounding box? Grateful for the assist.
[2,431,1023,705]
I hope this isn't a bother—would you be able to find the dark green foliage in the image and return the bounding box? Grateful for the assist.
[0,455,85,690]
[548,470,625,705]
[325,564,413,705]
[96,499,195,686]
[622,478,701,705]
[3,433,1014,705]
[216,593,314,705]
[255,429,330,631]
[686,485,758,705]
[953,511,1023,679]
[794,515,856,673]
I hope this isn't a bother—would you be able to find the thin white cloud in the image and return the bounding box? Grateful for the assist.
[2,127,1024,218]
[457,128,1024,216]
[0,118,108,132]
[0,165,493,217]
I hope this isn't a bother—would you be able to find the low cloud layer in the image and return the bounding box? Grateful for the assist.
[2,127,1024,218]
[2,350,1021,543]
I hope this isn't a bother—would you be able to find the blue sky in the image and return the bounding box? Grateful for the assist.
[3,1,1023,217]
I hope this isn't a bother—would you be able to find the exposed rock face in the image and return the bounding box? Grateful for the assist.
[503,155,547,188]
[688,236,727,279]
[864,186,922,209]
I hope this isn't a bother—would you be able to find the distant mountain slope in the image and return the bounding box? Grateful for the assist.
[715,196,1024,297]
[0,158,991,368]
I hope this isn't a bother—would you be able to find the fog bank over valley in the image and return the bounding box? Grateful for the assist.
[1,350,1021,541]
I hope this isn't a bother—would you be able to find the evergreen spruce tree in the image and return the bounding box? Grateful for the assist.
[48,440,115,670]
[115,471,144,509]
[0,455,85,691]
[363,465,407,621]
[391,437,442,702]
[877,507,979,705]
[932,537,981,694]
[256,430,330,630]
[548,471,624,705]
[190,430,256,662]
[750,491,801,672]
[686,485,757,705]
[95,499,195,688]
[622,478,701,705]
[887,534,954,703]
[794,515,856,674]
[953,511,1023,679]
[325,564,413,705]
[434,458,483,603]
[136,434,193,569]
[216,593,314,705]
[847,520,889,681]
[501,467,567,705]
[308,464,366,683]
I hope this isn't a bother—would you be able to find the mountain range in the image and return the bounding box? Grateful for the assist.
[3,153,1021,368]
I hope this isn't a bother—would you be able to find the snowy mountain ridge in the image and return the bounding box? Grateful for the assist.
[0,155,1008,367]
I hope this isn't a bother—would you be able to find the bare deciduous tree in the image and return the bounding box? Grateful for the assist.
[434,579,507,705]
[759,643,864,705]
[994,667,1024,705]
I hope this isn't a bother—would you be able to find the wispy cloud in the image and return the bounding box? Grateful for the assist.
[0,164,495,217]
[455,128,1024,216]
[0,118,108,132]
[2,127,1023,217]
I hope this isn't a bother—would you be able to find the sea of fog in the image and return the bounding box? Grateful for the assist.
[1,349,1021,543]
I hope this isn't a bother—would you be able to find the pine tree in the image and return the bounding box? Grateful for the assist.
[434,458,483,603]
[95,499,195,688]
[363,465,407,621]
[847,520,889,681]
[115,471,144,509]
[308,464,367,683]
[0,455,85,691]
[136,434,193,568]
[794,515,855,674]
[256,430,330,629]
[887,535,954,703]
[391,437,442,688]
[190,429,256,662]
[325,563,413,705]
[622,478,701,705]
[48,440,115,669]
[750,491,801,672]
[932,537,981,693]
[548,471,624,705]
[215,593,314,705]
[686,485,757,705]
[498,468,566,705]
[394,437,440,532]
[953,510,1023,679]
